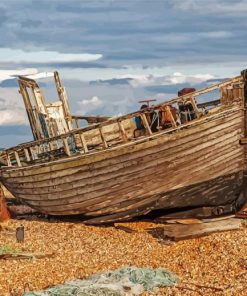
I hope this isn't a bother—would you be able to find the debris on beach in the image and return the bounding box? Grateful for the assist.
[22,266,179,296]
[0,186,10,222]
[146,217,243,241]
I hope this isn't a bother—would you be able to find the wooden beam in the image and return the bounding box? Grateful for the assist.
[117,120,128,142]
[62,138,71,156]
[75,118,80,128]
[24,149,31,162]
[99,127,108,148]
[79,133,88,153]
[14,151,22,167]
[165,106,177,127]
[6,154,12,167]
[240,138,247,145]
[197,99,220,109]
[140,113,152,135]
[190,97,201,119]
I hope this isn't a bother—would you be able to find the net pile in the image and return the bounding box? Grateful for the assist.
[23,266,179,296]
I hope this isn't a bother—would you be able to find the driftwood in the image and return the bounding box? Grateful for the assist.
[0,252,54,260]
[147,218,243,241]
[114,225,136,233]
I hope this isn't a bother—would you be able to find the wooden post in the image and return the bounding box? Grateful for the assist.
[117,120,128,142]
[14,151,22,167]
[75,118,80,128]
[99,127,108,149]
[6,154,12,167]
[24,148,31,162]
[140,113,152,135]
[79,133,88,153]
[165,106,177,127]
[190,97,200,119]
[62,138,71,156]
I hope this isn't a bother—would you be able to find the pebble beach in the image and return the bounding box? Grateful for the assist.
[0,219,246,296]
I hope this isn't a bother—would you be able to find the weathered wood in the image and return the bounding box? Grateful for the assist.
[190,96,201,118]
[5,132,243,210]
[165,106,177,127]
[24,149,31,162]
[72,115,110,124]
[0,72,246,222]
[99,127,108,148]
[6,154,12,167]
[62,138,71,156]
[75,118,80,128]
[240,138,247,144]
[140,113,152,135]
[148,218,242,241]
[197,99,220,109]
[117,120,128,142]
[2,105,241,156]
[79,133,88,153]
[14,151,22,167]
[0,252,54,260]
[54,71,73,130]
[8,127,242,200]
[3,113,242,184]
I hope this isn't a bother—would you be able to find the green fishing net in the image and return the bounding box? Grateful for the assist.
[23,266,179,296]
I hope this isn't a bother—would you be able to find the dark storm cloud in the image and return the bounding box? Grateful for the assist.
[0,0,246,148]
[0,0,246,67]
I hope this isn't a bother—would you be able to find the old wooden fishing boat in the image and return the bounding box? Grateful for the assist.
[0,70,247,224]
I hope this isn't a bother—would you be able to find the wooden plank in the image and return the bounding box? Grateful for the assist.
[9,139,243,206]
[147,218,242,241]
[3,114,243,183]
[79,133,88,153]
[6,132,242,205]
[140,113,152,135]
[99,127,108,149]
[190,96,200,119]
[62,138,71,156]
[240,138,247,144]
[165,106,177,127]
[24,149,31,162]
[14,151,22,167]
[75,118,80,128]
[117,120,128,142]
[3,105,241,155]
[6,154,12,167]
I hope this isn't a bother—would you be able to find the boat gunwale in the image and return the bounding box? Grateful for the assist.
[0,104,243,177]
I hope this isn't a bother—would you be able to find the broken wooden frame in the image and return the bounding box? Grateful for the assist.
[0,74,245,168]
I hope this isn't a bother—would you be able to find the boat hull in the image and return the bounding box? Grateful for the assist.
[0,107,246,223]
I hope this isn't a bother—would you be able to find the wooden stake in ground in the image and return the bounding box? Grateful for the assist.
[0,185,10,222]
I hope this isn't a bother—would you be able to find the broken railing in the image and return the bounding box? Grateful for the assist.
[0,74,244,168]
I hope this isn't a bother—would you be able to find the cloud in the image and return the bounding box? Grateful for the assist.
[170,0,247,14]
[0,68,38,82]
[0,48,102,65]
[90,72,215,88]
[0,87,27,125]
[77,96,103,114]
[197,31,233,39]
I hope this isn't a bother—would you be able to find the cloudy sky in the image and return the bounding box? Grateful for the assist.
[0,0,247,147]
